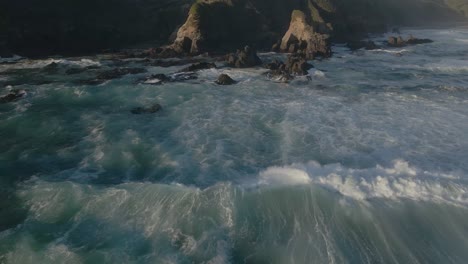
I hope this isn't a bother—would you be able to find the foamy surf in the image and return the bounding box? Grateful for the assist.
[1,27,468,264]
[0,58,101,72]
[254,160,467,206]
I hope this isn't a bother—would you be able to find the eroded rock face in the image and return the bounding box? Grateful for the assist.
[1,0,466,57]
[154,0,459,59]
[279,10,331,59]
[172,3,204,54]
[170,0,272,55]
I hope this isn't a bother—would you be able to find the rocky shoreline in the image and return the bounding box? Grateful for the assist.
[1,0,465,112]
[0,0,467,58]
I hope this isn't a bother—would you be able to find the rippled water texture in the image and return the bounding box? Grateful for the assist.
[1,28,468,263]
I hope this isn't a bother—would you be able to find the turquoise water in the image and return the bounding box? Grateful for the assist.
[1,28,468,263]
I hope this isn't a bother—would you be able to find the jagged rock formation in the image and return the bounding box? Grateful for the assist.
[264,54,313,76]
[226,46,262,68]
[172,3,205,54]
[166,0,466,58]
[0,0,466,56]
[169,0,274,55]
[279,10,331,59]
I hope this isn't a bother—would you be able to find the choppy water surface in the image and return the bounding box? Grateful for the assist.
[1,28,468,263]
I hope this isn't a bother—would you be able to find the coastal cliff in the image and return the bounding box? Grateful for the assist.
[0,0,467,57]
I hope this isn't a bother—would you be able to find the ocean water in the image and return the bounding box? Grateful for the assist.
[1,28,468,263]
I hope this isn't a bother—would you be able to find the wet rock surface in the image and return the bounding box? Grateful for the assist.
[0,89,27,103]
[215,74,236,85]
[264,53,313,78]
[226,46,262,68]
[279,10,332,59]
[78,67,147,85]
[388,35,433,47]
[179,62,216,72]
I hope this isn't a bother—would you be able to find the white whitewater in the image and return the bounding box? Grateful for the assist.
[1,27,468,263]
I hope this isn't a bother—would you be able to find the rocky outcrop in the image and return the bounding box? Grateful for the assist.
[266,54,313,75]
[78,67,147,85]
[388,35,433,47]
[347,40,379,51]
[1,0,465,57]
[387,36,406,47]
[168,0,274,56]
[406,36,434,45]
[264,53,313,82]
[226,46,262,68]
[279,10,331,59]
[0,89,27,103]
[286,55,314,75]
[172,3,204,54]
[96,68,147,80]
[179,62,216,72]
[215,74,236,85]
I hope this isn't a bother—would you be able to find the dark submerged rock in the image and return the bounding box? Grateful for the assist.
[78,67,147,85]
[226,46,262,68]
[347,40,379,51]
[42,62,60,73]
[141,73,170,85]
[179,62,216,72]
[147,58,204,67]
[0,89,27,103]
[215,74,236,85]
[265,60,284,71]
[96,68,147,81]
[406,36,434,45]
[264,54,313,77]
[286,55,313,76]
[388,35,433,47]
[140,72,197,85]
[65,65,99,75]
[131,103,162,114]
[96,67,147,80]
